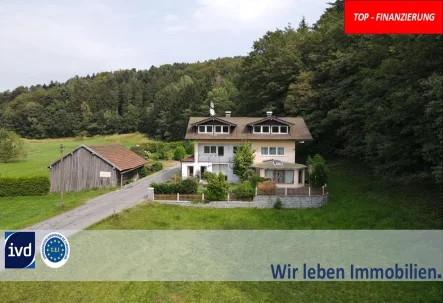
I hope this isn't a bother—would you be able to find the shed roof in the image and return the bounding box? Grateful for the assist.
[48,144,147,171]
[181,155,195,162]
[184,116,312,141]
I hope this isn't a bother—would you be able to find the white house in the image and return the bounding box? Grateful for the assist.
[181,111,313,188]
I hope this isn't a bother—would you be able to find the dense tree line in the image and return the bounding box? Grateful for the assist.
[0,0,441,184]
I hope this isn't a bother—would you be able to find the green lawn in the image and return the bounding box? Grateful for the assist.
[0,188,115,230]
[1,160,441,302]
[0,133,151,177]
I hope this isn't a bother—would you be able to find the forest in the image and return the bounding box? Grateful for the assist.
[0,1,441,185]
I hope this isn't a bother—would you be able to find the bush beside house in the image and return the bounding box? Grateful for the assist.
[205,172,230,201]
[173,146,186,161]
[307,154,330,188]
[231,180,255,199]
[232,143,255,181]
[151,177,198,194]
[150,162,163,172]
[138,166,149,178]
[0,176,50,197]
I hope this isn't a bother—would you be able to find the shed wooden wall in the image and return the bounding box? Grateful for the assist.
[50,147,118,192]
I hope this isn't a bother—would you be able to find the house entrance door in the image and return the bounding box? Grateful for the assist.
[187,166,194,177]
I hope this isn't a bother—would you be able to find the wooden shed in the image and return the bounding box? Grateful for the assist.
[48,144,147,192]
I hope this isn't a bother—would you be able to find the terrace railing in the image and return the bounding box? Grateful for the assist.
[257,182,328,196]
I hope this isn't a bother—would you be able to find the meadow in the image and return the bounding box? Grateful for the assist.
[0,133,151,178]
[1,160,441,302]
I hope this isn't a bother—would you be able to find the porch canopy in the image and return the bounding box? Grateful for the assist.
[252,160,307,170]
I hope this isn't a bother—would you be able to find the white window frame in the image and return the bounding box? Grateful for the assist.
[271,125,289,134]
[260,146,285,156]
[253,125,271,134]
[214,125,230,134]
[279,126,289,134]
[269,147,277,155]
[198,125,214,134]
[203,146,217,154]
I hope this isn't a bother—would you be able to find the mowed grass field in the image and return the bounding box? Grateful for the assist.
[0,188,115,230]
[1,161,441,302]
[0,133,151,178]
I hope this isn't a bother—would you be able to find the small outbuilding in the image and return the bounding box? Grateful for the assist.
[48,144,147,192]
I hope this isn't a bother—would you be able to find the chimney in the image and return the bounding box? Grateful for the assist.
[225,111,231,117]
[266,111,273,117]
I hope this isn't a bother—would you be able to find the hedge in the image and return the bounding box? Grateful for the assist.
[231,180,255,199]
[151,178,198,194]
[151,162,163,172]
[0,176,50,197]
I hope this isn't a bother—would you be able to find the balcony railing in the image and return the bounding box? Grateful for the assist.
[198,155,233,163]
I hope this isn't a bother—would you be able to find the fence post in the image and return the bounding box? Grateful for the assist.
[322,186,324,195]
[309,186,311,196]
[177,193,179,201]
[255,187,258,196]
[148,187,155,201]
[285,187,287,196]
[227,192,230,201]
[202,192,204,201]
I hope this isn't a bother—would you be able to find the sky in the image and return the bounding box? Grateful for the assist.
[0,0,330,92]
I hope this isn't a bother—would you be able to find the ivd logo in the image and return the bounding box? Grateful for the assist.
[5,232,35,269]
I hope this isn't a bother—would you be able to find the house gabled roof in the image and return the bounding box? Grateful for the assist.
[185,116,312,141]
[48,144,147,171]
[190,116,237,126]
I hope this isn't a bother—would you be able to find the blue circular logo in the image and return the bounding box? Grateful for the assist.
[41,232,70,268]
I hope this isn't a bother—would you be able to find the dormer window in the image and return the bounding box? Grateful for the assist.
[254,125,288,134]
[253,125,270,133]
[198,125,230,134]
[271,126,288,134]
[214,125,230,134]
[198,125,213,133]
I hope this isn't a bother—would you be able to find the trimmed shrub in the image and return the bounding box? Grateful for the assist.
[0,176,50,197]
[151,161,163,172]
[151,182,178,194]
[232,180,255,199]
[202,171,217,181]
[173,146,186,161]
[139,166,149,178]
[151,178,198,194]
[206,173,230,201]
[177,178,199,194]
[274,198,283,209]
